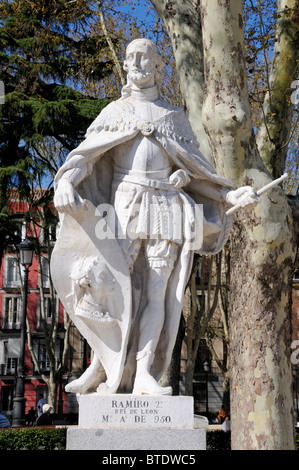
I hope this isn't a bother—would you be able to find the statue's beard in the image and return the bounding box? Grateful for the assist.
[128,69,154,84]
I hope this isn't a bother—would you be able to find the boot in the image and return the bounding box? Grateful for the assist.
[132,350,172,396]
[65,355,106,394]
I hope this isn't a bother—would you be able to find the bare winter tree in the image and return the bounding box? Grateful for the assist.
[18,187,71,413]
[151,0,298,450]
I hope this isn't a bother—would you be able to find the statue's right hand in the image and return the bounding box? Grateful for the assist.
[54,180,88,214]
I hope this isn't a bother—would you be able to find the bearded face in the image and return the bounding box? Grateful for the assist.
[124,40,157,89]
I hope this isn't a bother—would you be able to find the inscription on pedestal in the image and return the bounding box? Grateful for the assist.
[78,394,194,429]
[105,398,172,426]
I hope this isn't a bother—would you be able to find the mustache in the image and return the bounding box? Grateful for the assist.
[128,70,154,80]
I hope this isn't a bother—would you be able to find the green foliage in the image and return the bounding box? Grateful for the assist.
[0,0,114,182]
[206,430,231,451]
[0,0,115,260]
[0,427,67,450]
[0,0,113,155]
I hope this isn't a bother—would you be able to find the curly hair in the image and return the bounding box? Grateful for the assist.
[121,38,164,100]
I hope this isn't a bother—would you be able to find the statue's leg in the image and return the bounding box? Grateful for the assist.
[65,355,106,394]
[132,254,175,396]
[133,350,172,396]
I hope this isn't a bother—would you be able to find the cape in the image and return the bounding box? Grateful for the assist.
[52,96,235,393]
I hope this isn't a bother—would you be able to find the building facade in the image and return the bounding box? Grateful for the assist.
[0,191,88,422]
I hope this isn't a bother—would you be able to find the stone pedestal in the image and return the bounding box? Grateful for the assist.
[66,394,208,450]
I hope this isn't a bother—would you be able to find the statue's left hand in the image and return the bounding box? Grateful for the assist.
[226,186,260,210]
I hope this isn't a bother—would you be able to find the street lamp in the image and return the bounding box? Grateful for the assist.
[203,361,209,415]
[12,238,35,427]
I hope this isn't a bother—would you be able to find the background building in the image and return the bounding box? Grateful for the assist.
[0,191,297,424]
[0,191,89,423]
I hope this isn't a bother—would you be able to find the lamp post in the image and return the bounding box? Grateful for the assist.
[12,238,35,427]
[203,361,209,415]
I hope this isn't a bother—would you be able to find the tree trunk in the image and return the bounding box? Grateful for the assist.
[97,1,126,87]
[150,0,213,163]
[47,378,58,412]
[152,0,297,449]
[200,0,296,450]
[256,0,299,178]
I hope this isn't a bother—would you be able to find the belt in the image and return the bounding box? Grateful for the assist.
[115,173,180,192]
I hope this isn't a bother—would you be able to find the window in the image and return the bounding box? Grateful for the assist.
[36,294,58,328]
[36,343,50,371]
[39,224,57,245]
[2,296,22,328]
[0,338,19,375]
[5,219,27,246]
[33,340,59,372]
[1,385,14,411]
[6,357,18,375]
[40,256,50,288]
[44,296,53,320]
[0,358,18,376]
[4,256,20,288]
[14,219,27,242]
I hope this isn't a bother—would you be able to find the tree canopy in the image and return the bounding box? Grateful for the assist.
[0,0,114,257]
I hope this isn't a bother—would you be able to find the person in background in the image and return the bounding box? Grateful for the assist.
[36,404,53,426]
[27,406,36,426]
[217,405,230,424]
[0,412,11,428]
[37,393,44,417]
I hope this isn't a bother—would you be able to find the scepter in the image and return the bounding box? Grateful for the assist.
[226,172,289,216]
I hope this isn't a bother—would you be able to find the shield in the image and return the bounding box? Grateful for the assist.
[51,200,131,394]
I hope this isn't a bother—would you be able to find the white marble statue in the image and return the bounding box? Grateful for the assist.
[51,38,259,396]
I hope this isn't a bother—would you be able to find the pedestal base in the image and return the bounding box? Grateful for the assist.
[66,427,206,450]
[66,394,208,450]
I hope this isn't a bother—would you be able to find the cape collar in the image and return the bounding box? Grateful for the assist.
[130,85,159,102]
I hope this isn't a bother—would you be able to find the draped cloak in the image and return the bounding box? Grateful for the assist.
[51,96,235,393]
